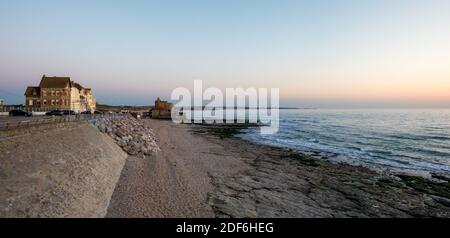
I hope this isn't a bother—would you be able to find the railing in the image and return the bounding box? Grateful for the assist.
[0,113,126,131]
[0,106,81,113]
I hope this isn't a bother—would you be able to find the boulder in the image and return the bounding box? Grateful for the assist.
[92,115,160,157]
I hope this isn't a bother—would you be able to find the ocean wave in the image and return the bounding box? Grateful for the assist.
[240,109,450,174]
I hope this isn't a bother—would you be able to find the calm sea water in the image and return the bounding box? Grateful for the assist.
[238,109,450,174]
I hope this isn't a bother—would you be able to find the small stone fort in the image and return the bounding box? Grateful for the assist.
[151,97,173,119]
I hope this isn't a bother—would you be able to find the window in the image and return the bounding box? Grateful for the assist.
[56,91,60,96]
[43,100,47,105]
[29,100,33,106]
[51,100,55,105]
[51,91,55,96]
[43,91,47,97]
[56,100,59,105]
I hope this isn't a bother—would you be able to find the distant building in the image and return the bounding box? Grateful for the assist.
[155,97,173,111]
[24,75,96,112]
[0,99,4,106]
[152,98,173,119]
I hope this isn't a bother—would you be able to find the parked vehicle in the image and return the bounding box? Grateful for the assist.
[142,111,151,118]
[63,110,76,115]
[45,110,64,116]
[81,110,103,115]
[9,109,32,117]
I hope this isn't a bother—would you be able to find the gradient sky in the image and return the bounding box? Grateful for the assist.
[1,0,449,107]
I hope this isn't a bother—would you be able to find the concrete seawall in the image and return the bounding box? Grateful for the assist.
[0,122,127,217]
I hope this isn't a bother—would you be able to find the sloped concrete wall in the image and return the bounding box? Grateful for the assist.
[0,122,127,217]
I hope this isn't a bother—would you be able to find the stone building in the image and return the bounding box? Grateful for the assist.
[155,97,173,111]
[151,98,173,119]
[24,75,96,112]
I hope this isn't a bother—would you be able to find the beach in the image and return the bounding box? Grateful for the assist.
[2,0,450,223]
[107,119,450,218]
[106,119,244,217]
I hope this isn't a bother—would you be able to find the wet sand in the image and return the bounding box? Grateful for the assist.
[107,119,450,218]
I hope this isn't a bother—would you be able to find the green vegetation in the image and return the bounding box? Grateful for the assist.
[280,153,320,167]
[376,178,406,189]
[207,127,244,139]
[398,175,450,199]
[194,126,245,139]
[96,103,152,113]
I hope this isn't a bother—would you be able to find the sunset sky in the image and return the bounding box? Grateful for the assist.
[1,0,449,108]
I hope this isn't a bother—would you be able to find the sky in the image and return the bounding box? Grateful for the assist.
[0,0,449,108]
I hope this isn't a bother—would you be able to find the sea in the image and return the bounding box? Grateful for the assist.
[236,109,450,175]
[184,108,450,175]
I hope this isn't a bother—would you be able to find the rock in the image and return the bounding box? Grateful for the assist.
[117,139,127,147]
[432,173,450,182]
[91,115,160,157]
[98,124,106,133]
[116,129,127,138]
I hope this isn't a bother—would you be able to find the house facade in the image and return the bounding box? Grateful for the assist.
[24,75,96,112]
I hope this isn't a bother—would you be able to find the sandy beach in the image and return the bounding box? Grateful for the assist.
[107,119,450,218]
[106,119,246,217]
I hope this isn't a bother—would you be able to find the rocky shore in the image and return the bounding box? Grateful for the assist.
[107,120,450,218]
[197,126,450,218]
[93,115,160,157]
